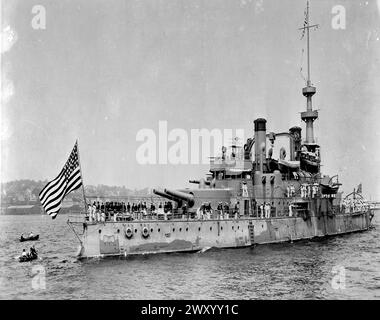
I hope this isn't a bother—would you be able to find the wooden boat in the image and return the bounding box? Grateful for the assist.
[20,235,39,242]
[320,183,340,194]
[19,253,38,262]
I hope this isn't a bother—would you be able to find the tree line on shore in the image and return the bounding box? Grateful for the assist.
[1,179,151,206]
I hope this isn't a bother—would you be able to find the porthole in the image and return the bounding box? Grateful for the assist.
[150,228,153,233]
[173,228,175,232]
[179,228,182,232]
[117,229,120,233]
[198,227,201,231]
[98,229,101,234]
[221,226,223,231]
[134,229,137,233]
[238,226,240,230]
[186,227,188,232]
[210,227,212,231]
[232,226,234,230]
[158,228,161,232]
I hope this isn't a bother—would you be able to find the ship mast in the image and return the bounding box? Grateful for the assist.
[299,0,319,146]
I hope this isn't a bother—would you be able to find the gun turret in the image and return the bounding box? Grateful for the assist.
[153,189,182,204]
[164,189,195,207]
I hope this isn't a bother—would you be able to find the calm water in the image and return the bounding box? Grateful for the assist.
[0,213,379,300]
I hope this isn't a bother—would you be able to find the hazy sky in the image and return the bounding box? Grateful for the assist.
[1,0,380,198]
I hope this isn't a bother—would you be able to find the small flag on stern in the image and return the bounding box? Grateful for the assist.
[39,141,82,219]
[356,183,362,194]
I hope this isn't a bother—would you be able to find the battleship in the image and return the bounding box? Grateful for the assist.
[67,2,374,259]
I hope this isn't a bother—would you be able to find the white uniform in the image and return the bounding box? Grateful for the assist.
[289,204,293,217]
[302,185,307,198]
[312,184,318,198]
[196,208,202,220]
[265,204,271,218]
[291,186,295,197]
[87,206,92,221]
[92,205,97,221]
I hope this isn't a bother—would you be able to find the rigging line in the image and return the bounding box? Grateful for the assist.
[299,48,307,83]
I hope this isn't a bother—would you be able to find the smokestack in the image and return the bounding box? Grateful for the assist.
[254,118,267,172]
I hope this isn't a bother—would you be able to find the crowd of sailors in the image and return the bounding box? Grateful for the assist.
[196,202,239,220]
[84,199,297,222]
[286,183,320,198]
[86,201,178,222]
[85,193,368,223]
[342,198,369,213]
[85,200,244,222]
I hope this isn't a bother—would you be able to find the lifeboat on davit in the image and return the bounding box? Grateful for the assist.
[320,175,341,195]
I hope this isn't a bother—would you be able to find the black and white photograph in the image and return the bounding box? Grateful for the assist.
[1,0,379,303]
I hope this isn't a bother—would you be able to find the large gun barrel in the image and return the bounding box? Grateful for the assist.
[153,189,181,203]
[164,189,195,207]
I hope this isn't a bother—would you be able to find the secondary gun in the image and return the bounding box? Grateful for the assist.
[164,189,195,208]
[153,189,182,204]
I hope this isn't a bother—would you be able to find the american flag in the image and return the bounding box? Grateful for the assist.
[39,141,83,219]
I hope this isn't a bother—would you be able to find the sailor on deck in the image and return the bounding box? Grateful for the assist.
[312,183,319,198]
[92,204,97,221]
[96,208,101,222]
[196,205,203,220]
[224,202,230,218]
[264,203,271,218]
[301,184,307,198]
[87,205,92,222]
[289,203,293,217]
[290,184,295,197]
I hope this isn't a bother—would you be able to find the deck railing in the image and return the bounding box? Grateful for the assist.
[68,204,369,224]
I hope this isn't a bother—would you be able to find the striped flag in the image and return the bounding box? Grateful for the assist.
[39,141,83,219]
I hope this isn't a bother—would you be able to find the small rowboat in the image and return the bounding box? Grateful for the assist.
[20,235,39,242]
[19,253,38,262]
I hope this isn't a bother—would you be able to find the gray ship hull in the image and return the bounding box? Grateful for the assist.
[68,210,372,259]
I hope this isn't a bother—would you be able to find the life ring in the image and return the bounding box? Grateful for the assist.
[125,227,133,239]
[142,227,150,238]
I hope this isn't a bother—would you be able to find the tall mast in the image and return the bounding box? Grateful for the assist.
[306,0,311,85]
[299,0,319,145]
